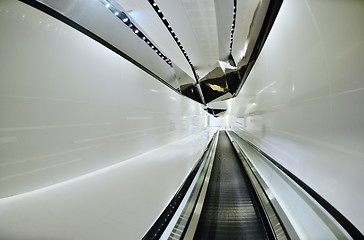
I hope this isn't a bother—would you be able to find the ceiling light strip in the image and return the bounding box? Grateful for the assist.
[229,0,237,54]
[99,0,172,66]
[147,0,200,82]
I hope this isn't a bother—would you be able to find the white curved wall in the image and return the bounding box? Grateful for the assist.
[227,0,364,233]
[0,1,207,197]
[0,1,217,238]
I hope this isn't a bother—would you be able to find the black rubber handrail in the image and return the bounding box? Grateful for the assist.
[230,131,364,239]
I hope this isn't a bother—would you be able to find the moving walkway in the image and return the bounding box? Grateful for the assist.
[143,130,362,240]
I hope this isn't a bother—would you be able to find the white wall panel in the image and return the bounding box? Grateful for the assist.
[0,0,208,199]
[227,0,364,233]
[0,129,216,239]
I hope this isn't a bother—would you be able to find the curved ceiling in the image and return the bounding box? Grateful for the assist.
[33,0,279,107]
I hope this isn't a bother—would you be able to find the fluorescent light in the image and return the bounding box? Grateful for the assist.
[105,3,110,8]
[122,17,128,22]
[114,12,119,16]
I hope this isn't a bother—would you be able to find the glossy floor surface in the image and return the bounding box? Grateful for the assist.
[194,131,268,239]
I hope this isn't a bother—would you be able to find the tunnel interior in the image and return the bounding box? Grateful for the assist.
[0,0,364,239]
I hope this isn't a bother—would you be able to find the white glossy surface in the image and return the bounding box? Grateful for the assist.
[154,0,219,78]
[232,0,260,63]
[227,0,364,233]
[113,0,195,79]
[0,130,216,239]
[232,135,351,239]
[0,0,207,198]
[0,1,219,238]
[39,0,177,86]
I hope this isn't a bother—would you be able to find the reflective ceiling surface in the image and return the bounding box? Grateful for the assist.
[35,0,280,113]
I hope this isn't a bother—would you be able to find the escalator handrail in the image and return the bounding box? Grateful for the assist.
[142,131,218,240]
[231,132,364,239]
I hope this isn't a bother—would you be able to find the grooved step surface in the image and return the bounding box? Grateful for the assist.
[194,131,268,239]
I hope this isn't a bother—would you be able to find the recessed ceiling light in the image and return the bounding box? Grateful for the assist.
[147,0,193,69]
[102,0,172,67]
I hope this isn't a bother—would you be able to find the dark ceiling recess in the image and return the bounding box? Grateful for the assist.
[99,0,172,66]
[180,84,204,104]
[147,0,200,82]
[200,76,229,103]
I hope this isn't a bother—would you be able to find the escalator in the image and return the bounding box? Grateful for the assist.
[193,131,270,239]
